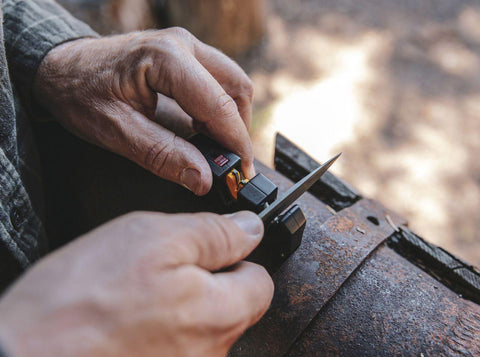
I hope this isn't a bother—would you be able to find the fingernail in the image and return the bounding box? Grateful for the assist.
[244,163,256,179]
[180,168,201,194]
[226,211,263,239]
[249,163,256,178]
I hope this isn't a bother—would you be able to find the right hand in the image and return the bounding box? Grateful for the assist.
[0,211,273,357]
[35,28,256,196]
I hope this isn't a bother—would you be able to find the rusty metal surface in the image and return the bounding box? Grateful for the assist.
[230,199,407,356]
[287,245,480,356]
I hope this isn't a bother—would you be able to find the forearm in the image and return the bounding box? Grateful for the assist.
[3,0,98,101]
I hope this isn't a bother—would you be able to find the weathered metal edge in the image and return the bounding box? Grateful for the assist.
[274,133,361,211]
[388,226,480,304]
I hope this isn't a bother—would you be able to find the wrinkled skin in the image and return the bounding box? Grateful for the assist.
[0,211,273,356]
[34,27,256,195]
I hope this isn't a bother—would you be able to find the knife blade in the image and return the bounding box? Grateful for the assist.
[258,152,341,224]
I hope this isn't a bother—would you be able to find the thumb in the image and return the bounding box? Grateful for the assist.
[121,110,213,195]
[167,211,264,271]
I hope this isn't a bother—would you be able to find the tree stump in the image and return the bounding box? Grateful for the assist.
[57,0,157,34]
[165,0,266,57]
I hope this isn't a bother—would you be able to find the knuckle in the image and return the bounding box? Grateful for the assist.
[215,94,239,119]
[160,27,194,50]
[122,211,148,223]
[256,264,275,297]
[178,265,212,293]
[110,211,165,241]
[144,137,177,177]
[158,35,180,51]
[127,32,159,59]
[169,26,194,40]
[151,36,190,80]
[240,77,254,102]
[223,69,254,103]
[123,210,144,220]
[172,267,217,325]
[208,291,251,330]
[177,269,217,308]
[139,29,187,59]
[200,214,237,258]
[122,211,157,228]
[228,77,254,105]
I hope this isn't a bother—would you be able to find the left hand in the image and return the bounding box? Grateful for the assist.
[34,28,255,195]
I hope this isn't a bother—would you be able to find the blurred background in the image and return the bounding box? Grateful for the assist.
[57,0,480,267]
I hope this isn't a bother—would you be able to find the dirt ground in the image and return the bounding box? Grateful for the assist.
[59,0,480,267]
[239,0,480,267]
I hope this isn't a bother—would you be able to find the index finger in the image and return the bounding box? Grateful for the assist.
[146,46,255,178]
[193,41,254,130]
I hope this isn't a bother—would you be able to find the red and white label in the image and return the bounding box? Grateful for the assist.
[214,155,229,167]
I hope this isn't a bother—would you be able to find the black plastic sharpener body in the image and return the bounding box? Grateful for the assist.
[190,134,306,273]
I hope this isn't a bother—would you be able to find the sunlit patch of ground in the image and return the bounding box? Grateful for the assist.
[242,0,480,266]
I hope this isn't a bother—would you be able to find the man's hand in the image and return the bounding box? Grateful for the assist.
[0,211,273,356]
[34,28,255,195]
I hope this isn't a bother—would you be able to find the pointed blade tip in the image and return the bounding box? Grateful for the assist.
[259,152,341,223]
[322,152,341,168]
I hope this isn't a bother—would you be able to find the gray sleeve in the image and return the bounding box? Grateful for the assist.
[0,341,9,357]
[2,0,99,99]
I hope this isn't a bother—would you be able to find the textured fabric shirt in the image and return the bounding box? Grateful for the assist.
[0,0,97,293]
